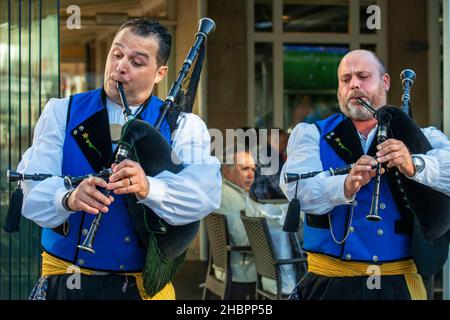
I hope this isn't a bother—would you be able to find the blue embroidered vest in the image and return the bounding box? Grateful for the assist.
[302,114,412,263]
[41,88,172,272]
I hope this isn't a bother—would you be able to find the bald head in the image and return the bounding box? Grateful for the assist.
[337,50,390,120]
[338,50,386,78]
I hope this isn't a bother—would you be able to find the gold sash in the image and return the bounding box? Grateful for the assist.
[307,252,426,300]
[41,251,175,300]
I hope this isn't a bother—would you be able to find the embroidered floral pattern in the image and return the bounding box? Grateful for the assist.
[29,276,48,300]
[82,132,102,157]
[334,137,352,156]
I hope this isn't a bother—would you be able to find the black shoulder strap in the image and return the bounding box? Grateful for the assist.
[66,95,74,130]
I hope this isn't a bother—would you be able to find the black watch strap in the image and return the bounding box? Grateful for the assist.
[62,190,74,211]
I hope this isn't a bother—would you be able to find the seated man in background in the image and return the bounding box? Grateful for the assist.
[215,145,302,298]
[214,146,257,299]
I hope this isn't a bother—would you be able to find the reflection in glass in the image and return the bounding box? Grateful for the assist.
[283,44,349,132]
[439,0,443,37]
[255,43,273,129]
[283,1,349,33]
[255,0,273,32]
[0,0,59,300]
[360,43,377,52]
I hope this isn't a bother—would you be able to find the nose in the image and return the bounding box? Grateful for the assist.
[349,75,361,90]
[116,58,128,75]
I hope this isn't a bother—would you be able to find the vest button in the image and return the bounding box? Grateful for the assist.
[326,135,331,139]
[82,228,88,236]
[394,171,399,176]
[379,203,386,210]
[377,229,384,236]
[73,130,78,135]
[345,254,352,260]
[353,200,358,206]
[330,132,335,136]
[397,179,401,185]
[78,259,85,266]
[79,125,84,131]
[373,256,379,262]
[124,236,131,243]
[349,226,355,233]
[120,264,125,270]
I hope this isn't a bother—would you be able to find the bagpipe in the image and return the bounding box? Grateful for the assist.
[4,18,216,296]
[283,69,450,278]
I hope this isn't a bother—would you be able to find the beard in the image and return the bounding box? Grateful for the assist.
[338,86,387,121]
[340,100,374,120]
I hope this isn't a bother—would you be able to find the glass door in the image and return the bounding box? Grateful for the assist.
[0,0,60,300]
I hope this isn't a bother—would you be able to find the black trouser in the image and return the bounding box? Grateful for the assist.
[46,274,141,300]
[290,272,413,300]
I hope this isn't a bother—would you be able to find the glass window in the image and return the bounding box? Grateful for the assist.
[250,1,387,132]
[254,42,274,128]
[439,0,443,37]
[283,0,349,33]
[1,0,59,300]
[255,0,273,32]
[283,44,349,131]
[360,43,377,52]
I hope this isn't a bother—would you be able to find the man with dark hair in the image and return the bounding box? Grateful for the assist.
[115,18,172,67]
[250,128,288,201]
[18,18,221,300]
[281,49,450,300]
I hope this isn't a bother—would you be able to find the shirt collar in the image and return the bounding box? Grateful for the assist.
[358,125,379,154]
[223,178,248,195]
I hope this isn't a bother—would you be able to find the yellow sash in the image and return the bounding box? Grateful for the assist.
[307,252,426,300]
[41,251,175,300]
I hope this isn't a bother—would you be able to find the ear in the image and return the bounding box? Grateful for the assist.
[222,166,230,180]
[383,73,390,91]
[154,65,168,84]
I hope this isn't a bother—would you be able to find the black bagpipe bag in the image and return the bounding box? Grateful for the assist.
[378,105,450,278]
[117,118,200,296]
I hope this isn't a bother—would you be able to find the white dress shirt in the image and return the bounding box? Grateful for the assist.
[280,122,450,215]
[214,179,299,294]
[17,96,222,228]
[214,179,257,283]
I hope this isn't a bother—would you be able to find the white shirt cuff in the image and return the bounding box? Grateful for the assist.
[325,174,354,206]
[138,176,166,206]
[53,186,75,215]
[407,154,439,185]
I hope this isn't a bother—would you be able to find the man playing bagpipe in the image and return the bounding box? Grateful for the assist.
[281,49,450,300]
[14,18,221,300]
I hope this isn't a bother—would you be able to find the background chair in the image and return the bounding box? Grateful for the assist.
[202,213,255,300]
[241,213,307,300]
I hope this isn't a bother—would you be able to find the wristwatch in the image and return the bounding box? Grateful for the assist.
[411,155,425,176]
[62,190,74,212]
